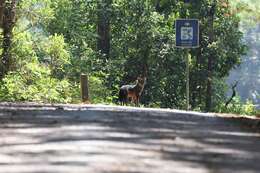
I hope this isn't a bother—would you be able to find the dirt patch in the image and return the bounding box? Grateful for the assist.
[215,113,260,131]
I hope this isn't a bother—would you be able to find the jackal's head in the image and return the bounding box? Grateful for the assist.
[136,76,146,86]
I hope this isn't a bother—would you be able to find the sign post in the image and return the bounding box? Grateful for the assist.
[185,50,190,110]
[175,19,199,110]
[80,74,89,103]
[175,19,199,48]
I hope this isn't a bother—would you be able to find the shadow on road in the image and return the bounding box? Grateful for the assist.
[0,107,259,173]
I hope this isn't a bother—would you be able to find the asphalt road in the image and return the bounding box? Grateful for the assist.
[0,103,259,173]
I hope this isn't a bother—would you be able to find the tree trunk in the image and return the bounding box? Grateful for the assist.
[225,81,238,107]
[205,2,216,112]
[0,0,5,27]
[155,0,160,12]
[97,0,111,59]
[0,0,16,80]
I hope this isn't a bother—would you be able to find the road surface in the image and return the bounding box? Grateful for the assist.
[0,103,259,173]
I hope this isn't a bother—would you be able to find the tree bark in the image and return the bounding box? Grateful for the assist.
[225,81,238,107]
[0,0,16,80]
[97,0,111,59]
[0,0,5,27]
[155,0,161,12]
[205,2,216,112]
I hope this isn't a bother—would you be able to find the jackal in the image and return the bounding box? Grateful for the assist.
[119,76,146,106]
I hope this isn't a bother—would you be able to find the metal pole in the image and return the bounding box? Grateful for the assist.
[186,50,190,110]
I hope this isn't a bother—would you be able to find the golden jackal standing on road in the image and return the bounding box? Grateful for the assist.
[119,76,146,106]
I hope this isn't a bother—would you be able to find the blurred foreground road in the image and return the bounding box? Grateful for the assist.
[0,103,259,173]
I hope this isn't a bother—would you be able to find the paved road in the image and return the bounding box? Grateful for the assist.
[0,104,259,173]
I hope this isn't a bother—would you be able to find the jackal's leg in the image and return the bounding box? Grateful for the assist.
[136,96,140,107]
[119,88,128,106]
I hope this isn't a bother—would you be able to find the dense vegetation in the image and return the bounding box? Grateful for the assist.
[0,0,257,115]
[227,0,260,113]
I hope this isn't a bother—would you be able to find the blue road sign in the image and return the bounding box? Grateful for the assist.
[175,19,199,48]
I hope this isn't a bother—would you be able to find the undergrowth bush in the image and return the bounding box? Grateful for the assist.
[0,62,114,104]
[217,96,257,116]
[0,63,73,103]
[88,75,115,104]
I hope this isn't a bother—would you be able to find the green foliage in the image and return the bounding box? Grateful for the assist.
[230,0,260,29]
[217,96,257,116]
[17,0,55,27]
[12,29,38,69]
[89,75,115,104]
[0,63,73,103]
[0,0,252,116]
[43,34,70,77]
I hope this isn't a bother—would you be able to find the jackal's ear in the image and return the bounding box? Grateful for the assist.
[139,75,146,81]
[143,77,147,84]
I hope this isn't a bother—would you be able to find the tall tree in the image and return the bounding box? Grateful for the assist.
[205,0,216,112]
[97,0,112,59]
[0,0,4,27]
[0,0,17,80]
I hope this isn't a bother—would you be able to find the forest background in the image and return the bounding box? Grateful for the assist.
[0,0,259,115]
